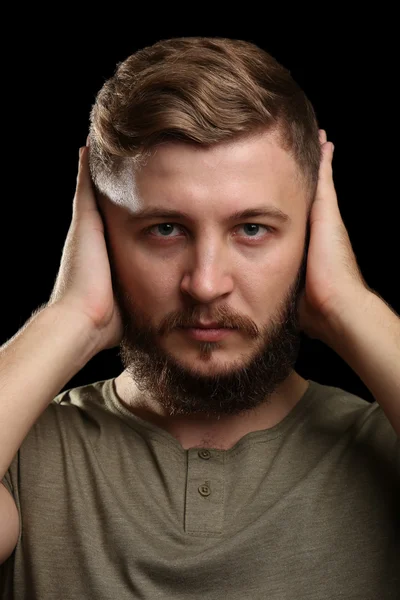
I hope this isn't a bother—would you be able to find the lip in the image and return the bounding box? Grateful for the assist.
[182,327,234,341]
[191,322,222,328]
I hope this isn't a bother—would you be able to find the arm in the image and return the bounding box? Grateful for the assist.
[0,144,123,563]
[0,144,123,480]
[0,303,99,564]
[323,290,400,437]
[298,131,399,437]
[0,303,99,481]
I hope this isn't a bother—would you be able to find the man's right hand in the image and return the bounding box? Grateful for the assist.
[48,146,124,352]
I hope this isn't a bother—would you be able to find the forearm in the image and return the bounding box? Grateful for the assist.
[325,290,400,437]
[0,303,99,480]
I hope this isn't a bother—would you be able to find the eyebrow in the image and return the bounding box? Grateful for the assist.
[128,205,291,224]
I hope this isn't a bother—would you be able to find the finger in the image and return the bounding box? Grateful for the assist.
[73,147,98,216]
[320,141,335,174]
[314,142,337,206]
[317,140,334,181]
[318,129,327,145]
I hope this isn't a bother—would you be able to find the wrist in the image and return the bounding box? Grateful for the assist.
[44,301,102,366]
[321,287,376,352]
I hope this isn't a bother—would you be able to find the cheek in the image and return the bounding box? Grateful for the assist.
[238,262,282,309]
[238,244,303,309]
[244,239,301,278]
[115,249,177,307]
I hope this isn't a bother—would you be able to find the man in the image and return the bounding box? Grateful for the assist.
[1,37,399,599]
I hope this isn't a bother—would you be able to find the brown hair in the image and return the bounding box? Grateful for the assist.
[88,37,321,206]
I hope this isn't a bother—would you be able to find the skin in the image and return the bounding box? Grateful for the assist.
[97,130,312,450]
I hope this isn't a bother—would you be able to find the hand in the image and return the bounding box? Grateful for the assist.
[48,145,124,351]
[297,130,371,343]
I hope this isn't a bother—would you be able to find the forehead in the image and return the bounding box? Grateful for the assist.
[104,131,306,215]
[144,132,297,187]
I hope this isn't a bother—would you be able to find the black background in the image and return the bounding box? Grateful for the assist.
[2,17,398,403]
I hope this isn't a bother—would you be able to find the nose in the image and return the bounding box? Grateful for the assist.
[179,238,234,303]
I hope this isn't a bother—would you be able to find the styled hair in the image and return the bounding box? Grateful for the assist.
[88,37,321,207]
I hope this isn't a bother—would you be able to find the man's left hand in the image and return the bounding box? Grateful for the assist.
[298,129,370,344]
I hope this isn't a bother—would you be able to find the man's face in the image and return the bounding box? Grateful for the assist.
[98,131,310,418]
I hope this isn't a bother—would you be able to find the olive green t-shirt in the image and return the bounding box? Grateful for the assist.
[1,378,399,599]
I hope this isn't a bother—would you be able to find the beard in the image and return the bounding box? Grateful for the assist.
[111,228,309,420]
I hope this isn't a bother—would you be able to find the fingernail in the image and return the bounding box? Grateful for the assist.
[79,147,84,158]
[86,135,90,147]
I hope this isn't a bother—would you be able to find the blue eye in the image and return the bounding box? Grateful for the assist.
[154,224,179,236]
[144,223,273,240]
[240,224,263,237]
